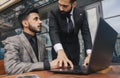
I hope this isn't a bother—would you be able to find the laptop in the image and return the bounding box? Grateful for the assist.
[49,18,118,74]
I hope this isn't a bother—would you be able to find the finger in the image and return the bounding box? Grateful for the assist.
[84,59,89,66]
[59,60,63,67]
[83,61,88,69]
[66,59,73,69]
[63,59,68,68]
[55,59,60,67]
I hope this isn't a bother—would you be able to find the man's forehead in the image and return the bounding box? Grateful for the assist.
[58,0,70,5]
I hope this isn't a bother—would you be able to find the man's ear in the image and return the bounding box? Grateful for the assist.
[72,1,76,8]
[22,20,28,28]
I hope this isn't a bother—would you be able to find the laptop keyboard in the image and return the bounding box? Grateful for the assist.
[63,65,88,73]
[50,65,88,74]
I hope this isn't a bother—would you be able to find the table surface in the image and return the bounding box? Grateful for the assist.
[0,65,120,78]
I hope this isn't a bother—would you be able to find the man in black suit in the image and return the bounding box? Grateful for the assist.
[49,0,92,68]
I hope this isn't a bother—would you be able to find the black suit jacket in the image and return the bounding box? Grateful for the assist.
[49,7,92,63]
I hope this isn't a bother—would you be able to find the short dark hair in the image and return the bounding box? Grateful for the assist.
[18,8,39,28]
[70,0,76,3]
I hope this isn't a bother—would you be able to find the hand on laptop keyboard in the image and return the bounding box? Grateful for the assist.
[57,50,74,69]
[83,54,91,68]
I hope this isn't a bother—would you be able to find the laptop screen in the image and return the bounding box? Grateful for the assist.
[88,18,118,73]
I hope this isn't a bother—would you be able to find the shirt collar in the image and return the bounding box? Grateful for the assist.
[70,8,74,16]
[23,32,36,40]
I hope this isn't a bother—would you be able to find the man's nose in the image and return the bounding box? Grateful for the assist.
[39,20,42,24]
[60,6,64,11]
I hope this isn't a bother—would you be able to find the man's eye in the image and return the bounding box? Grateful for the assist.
[34,17,38,21]
[63,5,68,8]
[35,18,37,21]
[59,4,68,8]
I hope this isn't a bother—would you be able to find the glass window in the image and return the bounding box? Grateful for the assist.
[102,0,120,33]
[86,8,98,44]
[85,2,102,44]
[38,33,52,47]
[102,0,120,18]
[102,0,120,63]
[105,17,120,33]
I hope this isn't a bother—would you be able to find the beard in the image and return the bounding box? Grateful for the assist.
[60,7,72,16]
[29,24,41,33]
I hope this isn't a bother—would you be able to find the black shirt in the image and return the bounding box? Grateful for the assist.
[24,32,38,60]
[23,32,50,70]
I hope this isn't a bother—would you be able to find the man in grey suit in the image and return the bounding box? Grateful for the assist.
[2,8,59,75]
[49,0,92,68]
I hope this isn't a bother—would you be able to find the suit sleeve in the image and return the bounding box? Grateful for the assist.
[2,37,48,75]
[43,45,50,70]
[80,10,92,53]
[49,10,61,45]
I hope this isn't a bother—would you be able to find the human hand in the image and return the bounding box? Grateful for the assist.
[50,59,59,69]
[57,49,73,69]
[83,54,91,68]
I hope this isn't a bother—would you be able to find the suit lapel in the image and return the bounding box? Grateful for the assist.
[73,8,83,32]
[36,36,44,61]
[19,33,38,62]
[73,8,79,28]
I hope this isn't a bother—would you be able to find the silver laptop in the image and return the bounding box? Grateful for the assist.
[49,18,118,74]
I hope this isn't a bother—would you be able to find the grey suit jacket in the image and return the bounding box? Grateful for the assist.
[2,33,48,75]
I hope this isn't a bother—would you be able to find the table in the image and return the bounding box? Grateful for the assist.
[1,65,120,78]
